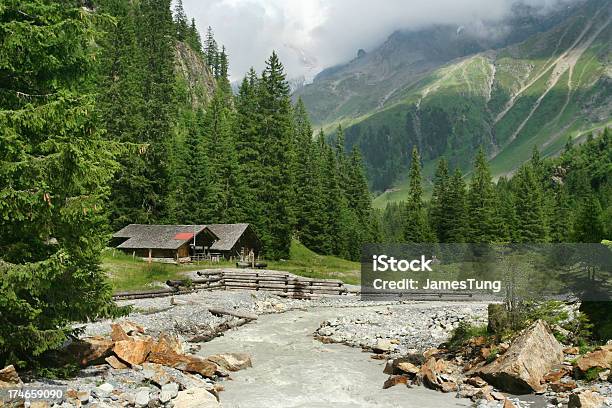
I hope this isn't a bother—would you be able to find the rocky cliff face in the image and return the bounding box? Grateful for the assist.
[174,41,215,109]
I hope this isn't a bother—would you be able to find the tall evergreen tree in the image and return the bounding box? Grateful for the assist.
[550,185,572,242]
[430,158,449,241]
[106,0,176,227]
[382,202,406,243]
[256,52,295,259]
[173,0,188,41]
[466,148,498,243]
[445,169,468,242]
[0,0,123,365]
[513,165,547,242]
[201,87,247,223]
[185,110,212,223]
[187,18,202,52]
[320,136,352,257]
[572,194,605,242]
[403,147,429,242]
[204,26,218,74]
[234,68,262,227]
[292,99,325,250]
[496,177,518,242]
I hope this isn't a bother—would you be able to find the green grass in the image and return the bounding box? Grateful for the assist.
[447,321,490,351]
[102,249,204,292]
[267,240,360,284]
[103,240,360,292]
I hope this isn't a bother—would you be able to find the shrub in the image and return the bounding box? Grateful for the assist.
[447,321,489,350]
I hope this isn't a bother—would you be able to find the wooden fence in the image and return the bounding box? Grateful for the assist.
[112,269,347,301]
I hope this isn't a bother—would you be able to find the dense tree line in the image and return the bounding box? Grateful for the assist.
[380,130,611,245]
[95,1,377,260]
[0,0,377,366]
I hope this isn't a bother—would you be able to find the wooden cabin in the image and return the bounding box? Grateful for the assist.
[207,223,262,260]
[112,223,261,261]
[112,224,218,261]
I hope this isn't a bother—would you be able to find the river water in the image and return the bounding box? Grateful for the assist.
[200,306,471,408]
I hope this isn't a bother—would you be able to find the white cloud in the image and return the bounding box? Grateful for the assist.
[180,0,580,81]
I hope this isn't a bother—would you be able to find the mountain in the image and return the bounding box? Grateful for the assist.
[294,0,611,207]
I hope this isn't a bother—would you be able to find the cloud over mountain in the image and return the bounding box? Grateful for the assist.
[182,0,582,80]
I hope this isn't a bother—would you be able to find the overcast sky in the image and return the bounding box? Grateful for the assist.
[181,0,578,81]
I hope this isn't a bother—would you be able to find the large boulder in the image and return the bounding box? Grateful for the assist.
[206,353,252,372]
[473,320,563,394]
[147,351,219,378]
[152,333,185,355]
[417,357,456,392]
[173,388,219,408]
[67,336,115,366]
[113,337,154,366]
[0,365,21,387]
[575,345,612,373]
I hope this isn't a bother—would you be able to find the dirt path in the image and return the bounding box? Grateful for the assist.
[199,306,469,408]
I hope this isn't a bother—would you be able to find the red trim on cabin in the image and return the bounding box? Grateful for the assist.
[174,232,194,240]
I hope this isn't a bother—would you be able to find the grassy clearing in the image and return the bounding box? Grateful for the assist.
[102,249,204,292]
[268,240,360,284]
[102,240,361,292]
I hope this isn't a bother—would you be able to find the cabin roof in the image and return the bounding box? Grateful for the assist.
[114,224,215,250]
[208,223,252,251]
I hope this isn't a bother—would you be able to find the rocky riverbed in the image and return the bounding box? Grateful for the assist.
[314,303,488,354]
[3,289,611,408]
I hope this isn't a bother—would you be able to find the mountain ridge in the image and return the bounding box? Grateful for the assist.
[294,0,611,207]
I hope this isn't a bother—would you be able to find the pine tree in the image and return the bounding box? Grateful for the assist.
[0,0,124,366]
[256,52,295,259]
[320,137,352,257]
[216,46,232,94]
[201,87,247,223]
[382,202,406,243]
[347,148,373,218]
[513,165,547,242]
[204,26,218,74]
[572,194,605,242]
[107,0,176,227]
[345,147,374,259]
[234,68,262,228]
[430,158,449,241]
[496,177,518,242]
[292,99,325,250]
[403,147,428,242]
[179,109,210,223]
[550,185,572,242]
[334,125,351,193]
[466,148,498,243]
[173,0,188,41]
[187,18,202,52]
[445,169,468,242]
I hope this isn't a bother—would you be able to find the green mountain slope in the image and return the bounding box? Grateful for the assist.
[294,3,578,128]
[314,0,611,207]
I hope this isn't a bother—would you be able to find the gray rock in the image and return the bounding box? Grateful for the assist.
[77,390,90,403]
[94,382,114,398]
[161,382,179,399]
[134,387,151,407]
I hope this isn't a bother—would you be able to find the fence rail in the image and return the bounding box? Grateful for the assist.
[112,269,348,301]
